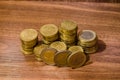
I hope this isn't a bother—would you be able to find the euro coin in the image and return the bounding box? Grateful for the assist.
[50,41,67,51]
[40,48,57,65]
[42,38,52,44]
[68,46,84,53]
[40,24,58,38]
[20,47,33,55]
[20,29,38,42]
[60,20,78,34]
[67,51,86,68]
[78,30,97,44]
[43,34,59,42]
[83,44,98,54]
[54,50,71,67]
[33,44,49,61]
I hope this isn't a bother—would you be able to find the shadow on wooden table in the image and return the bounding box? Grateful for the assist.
[97,40,106,53]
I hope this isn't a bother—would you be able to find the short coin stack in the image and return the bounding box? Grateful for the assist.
[20,29,38,55]
[59,20,78,47]
[39,24,59,44]
[78,30,98,54]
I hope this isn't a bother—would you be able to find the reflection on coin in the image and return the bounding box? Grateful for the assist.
[40,24,58,37]
[40,48,57,65]
[54,50,71,67]
[68,46,84,53]
[67,51,86,68]
[34,44,49,61]
[20,29,38,42]
[50,41,67,51]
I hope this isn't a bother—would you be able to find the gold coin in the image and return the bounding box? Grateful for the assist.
[67,51,86,68]
[40,48,57,65]
[78,30,97,43]
[40,24,58,37]
[20,29,38,42]
[33,44,49,61]
[50,41,67,51]
[43,34,59,42]
[54,50,71,67]
[42,38,52,44]
[68,46,84,53]
[20,47,33,55]
[83,43,98,54]
[60,20,78,33]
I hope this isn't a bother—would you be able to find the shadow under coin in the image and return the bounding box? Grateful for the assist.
[97,40,106,53]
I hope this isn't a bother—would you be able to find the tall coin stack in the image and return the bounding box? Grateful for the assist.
[59,20,78,47]
[39,24,59,44]
[20,29,38,55]
[78,30,98,53]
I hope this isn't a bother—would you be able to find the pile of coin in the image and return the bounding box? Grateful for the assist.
[59,20,78,47]
[20,20,99,69]
[20,29,38,55]
[39,24,59,44]
[78,30,98,53]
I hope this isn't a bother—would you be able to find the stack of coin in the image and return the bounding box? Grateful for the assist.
[33,43,49,61]
[78,30,98,54]
[50,41,67,51]
[20,29,38,55]
[39,24,59,44]
[67,50,87,68]
[59,20,78,47]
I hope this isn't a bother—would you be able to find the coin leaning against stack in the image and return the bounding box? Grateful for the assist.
[20,29,38,55]
[39,24,59,44]
[59,20,78,47]
[78,30,98,53]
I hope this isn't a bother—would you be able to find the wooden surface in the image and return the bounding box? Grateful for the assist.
[0,1,120,80]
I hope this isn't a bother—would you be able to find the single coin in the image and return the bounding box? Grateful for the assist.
[50,41,67,51]
[60,20,78,32]
[68,46,84,53]
[84,44,98,54]
[67,51,86,68]
[54,50,71,67]
[78,30,97,43]
[40,48,57,65]
[40,24,58,37]
[20,29,38,42]
[33,44,49,61]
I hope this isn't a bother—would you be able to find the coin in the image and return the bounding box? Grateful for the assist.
[60,20,78,34]
[83,43,98,54]
[43,34,59,42]
[40,24,58,38]
[78,30,97,43]
[33,44,49,61]
[54,50,71,67]
[20,47,33,55]
[20,29,38,42]
[67,51,86,68]
[68,46,84,53]
[40,48,57,65]
[50,41,67,51]
[42,38,52,44]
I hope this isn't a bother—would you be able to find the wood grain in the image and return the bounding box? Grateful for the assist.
[0,1,120,80]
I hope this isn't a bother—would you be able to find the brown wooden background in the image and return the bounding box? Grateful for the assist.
[0,1,120,80]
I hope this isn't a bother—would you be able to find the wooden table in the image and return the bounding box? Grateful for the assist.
[0,1,120,80]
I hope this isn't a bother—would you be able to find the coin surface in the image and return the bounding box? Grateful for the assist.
[67,51,86,68]
[60,20,78,33]
[40,24,58,37]
[34,44,49,61]
[20,29,38,42]
[54,50,71,67]
[78,30,97,43]
[21,47,33,55]
[50,41,67,51]
[40,48,57,65]
[68,46,84,53]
